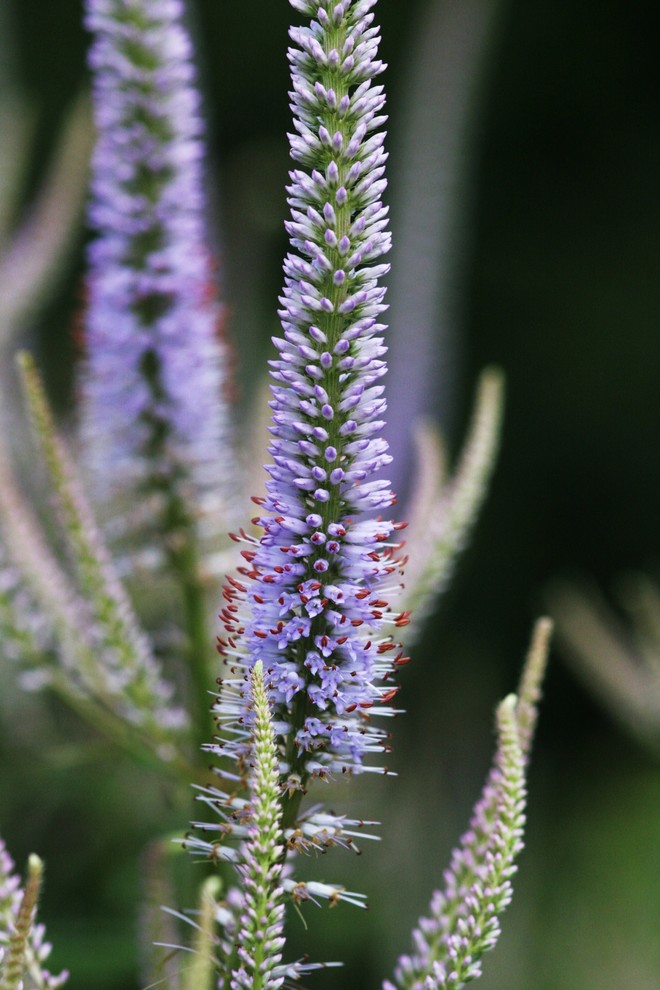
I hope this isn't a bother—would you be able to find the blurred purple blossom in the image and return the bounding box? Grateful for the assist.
[79,0,232,536]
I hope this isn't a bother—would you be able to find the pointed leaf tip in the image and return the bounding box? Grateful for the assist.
[516,617,553,758]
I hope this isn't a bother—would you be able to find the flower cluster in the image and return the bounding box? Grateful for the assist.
[18,354,189,753]
[217,0,409,801]
[80,0,232,537]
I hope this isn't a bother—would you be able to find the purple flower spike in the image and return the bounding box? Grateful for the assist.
[217,0,408,794]
[80,0,232,541]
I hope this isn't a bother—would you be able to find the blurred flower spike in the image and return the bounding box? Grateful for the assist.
[79,0,234,553]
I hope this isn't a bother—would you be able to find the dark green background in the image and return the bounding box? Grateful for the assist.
[1,1,658,988]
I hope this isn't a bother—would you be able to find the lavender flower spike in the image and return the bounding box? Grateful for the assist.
[218,0,408,804]
[80,0,232,542]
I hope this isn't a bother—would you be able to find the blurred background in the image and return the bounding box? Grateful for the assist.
[0,0,658,988]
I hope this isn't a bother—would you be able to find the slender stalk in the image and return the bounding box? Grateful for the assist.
[172,533,216,757]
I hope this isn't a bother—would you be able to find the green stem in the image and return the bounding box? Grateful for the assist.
[181,545,216,757]
[136,360,216,758]
[162,498,215,758]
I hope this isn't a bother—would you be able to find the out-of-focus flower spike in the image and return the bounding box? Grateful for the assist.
[17,352,189,754]
[153,875,228,990]
[0,405,160,759]
[619,573,660,670]
[138,841,183,990]
[385,620,550,990]
[0,440,190,768]
[0,422,87,659]
[0,86,92,681]
[0,543,55,686]
[0,838,68,990]
[0,95,34,249]
[406,419,449,526]
[547,576,660,755]
[0,93,92,336]
[398,367,504,644]
[385,0,505,502]
[180,876,222,990]
[79,0,235,560]
[0,519,151,760]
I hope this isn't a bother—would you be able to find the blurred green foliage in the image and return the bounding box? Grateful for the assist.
[1,1,658,988]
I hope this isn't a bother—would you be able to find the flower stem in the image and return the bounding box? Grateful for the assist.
[163,496,215,757]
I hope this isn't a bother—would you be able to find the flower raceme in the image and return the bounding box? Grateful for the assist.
[230,662,287,990]
[384,619,552,990]
[80,0,232,543]
[217,0,410,805]
[386,697,526,990]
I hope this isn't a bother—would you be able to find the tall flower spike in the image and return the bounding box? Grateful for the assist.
[386,696,526,990]
[217,0,407,811]
[18,353,189,760]
[384,619,551,990]
[80,0,233,551]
